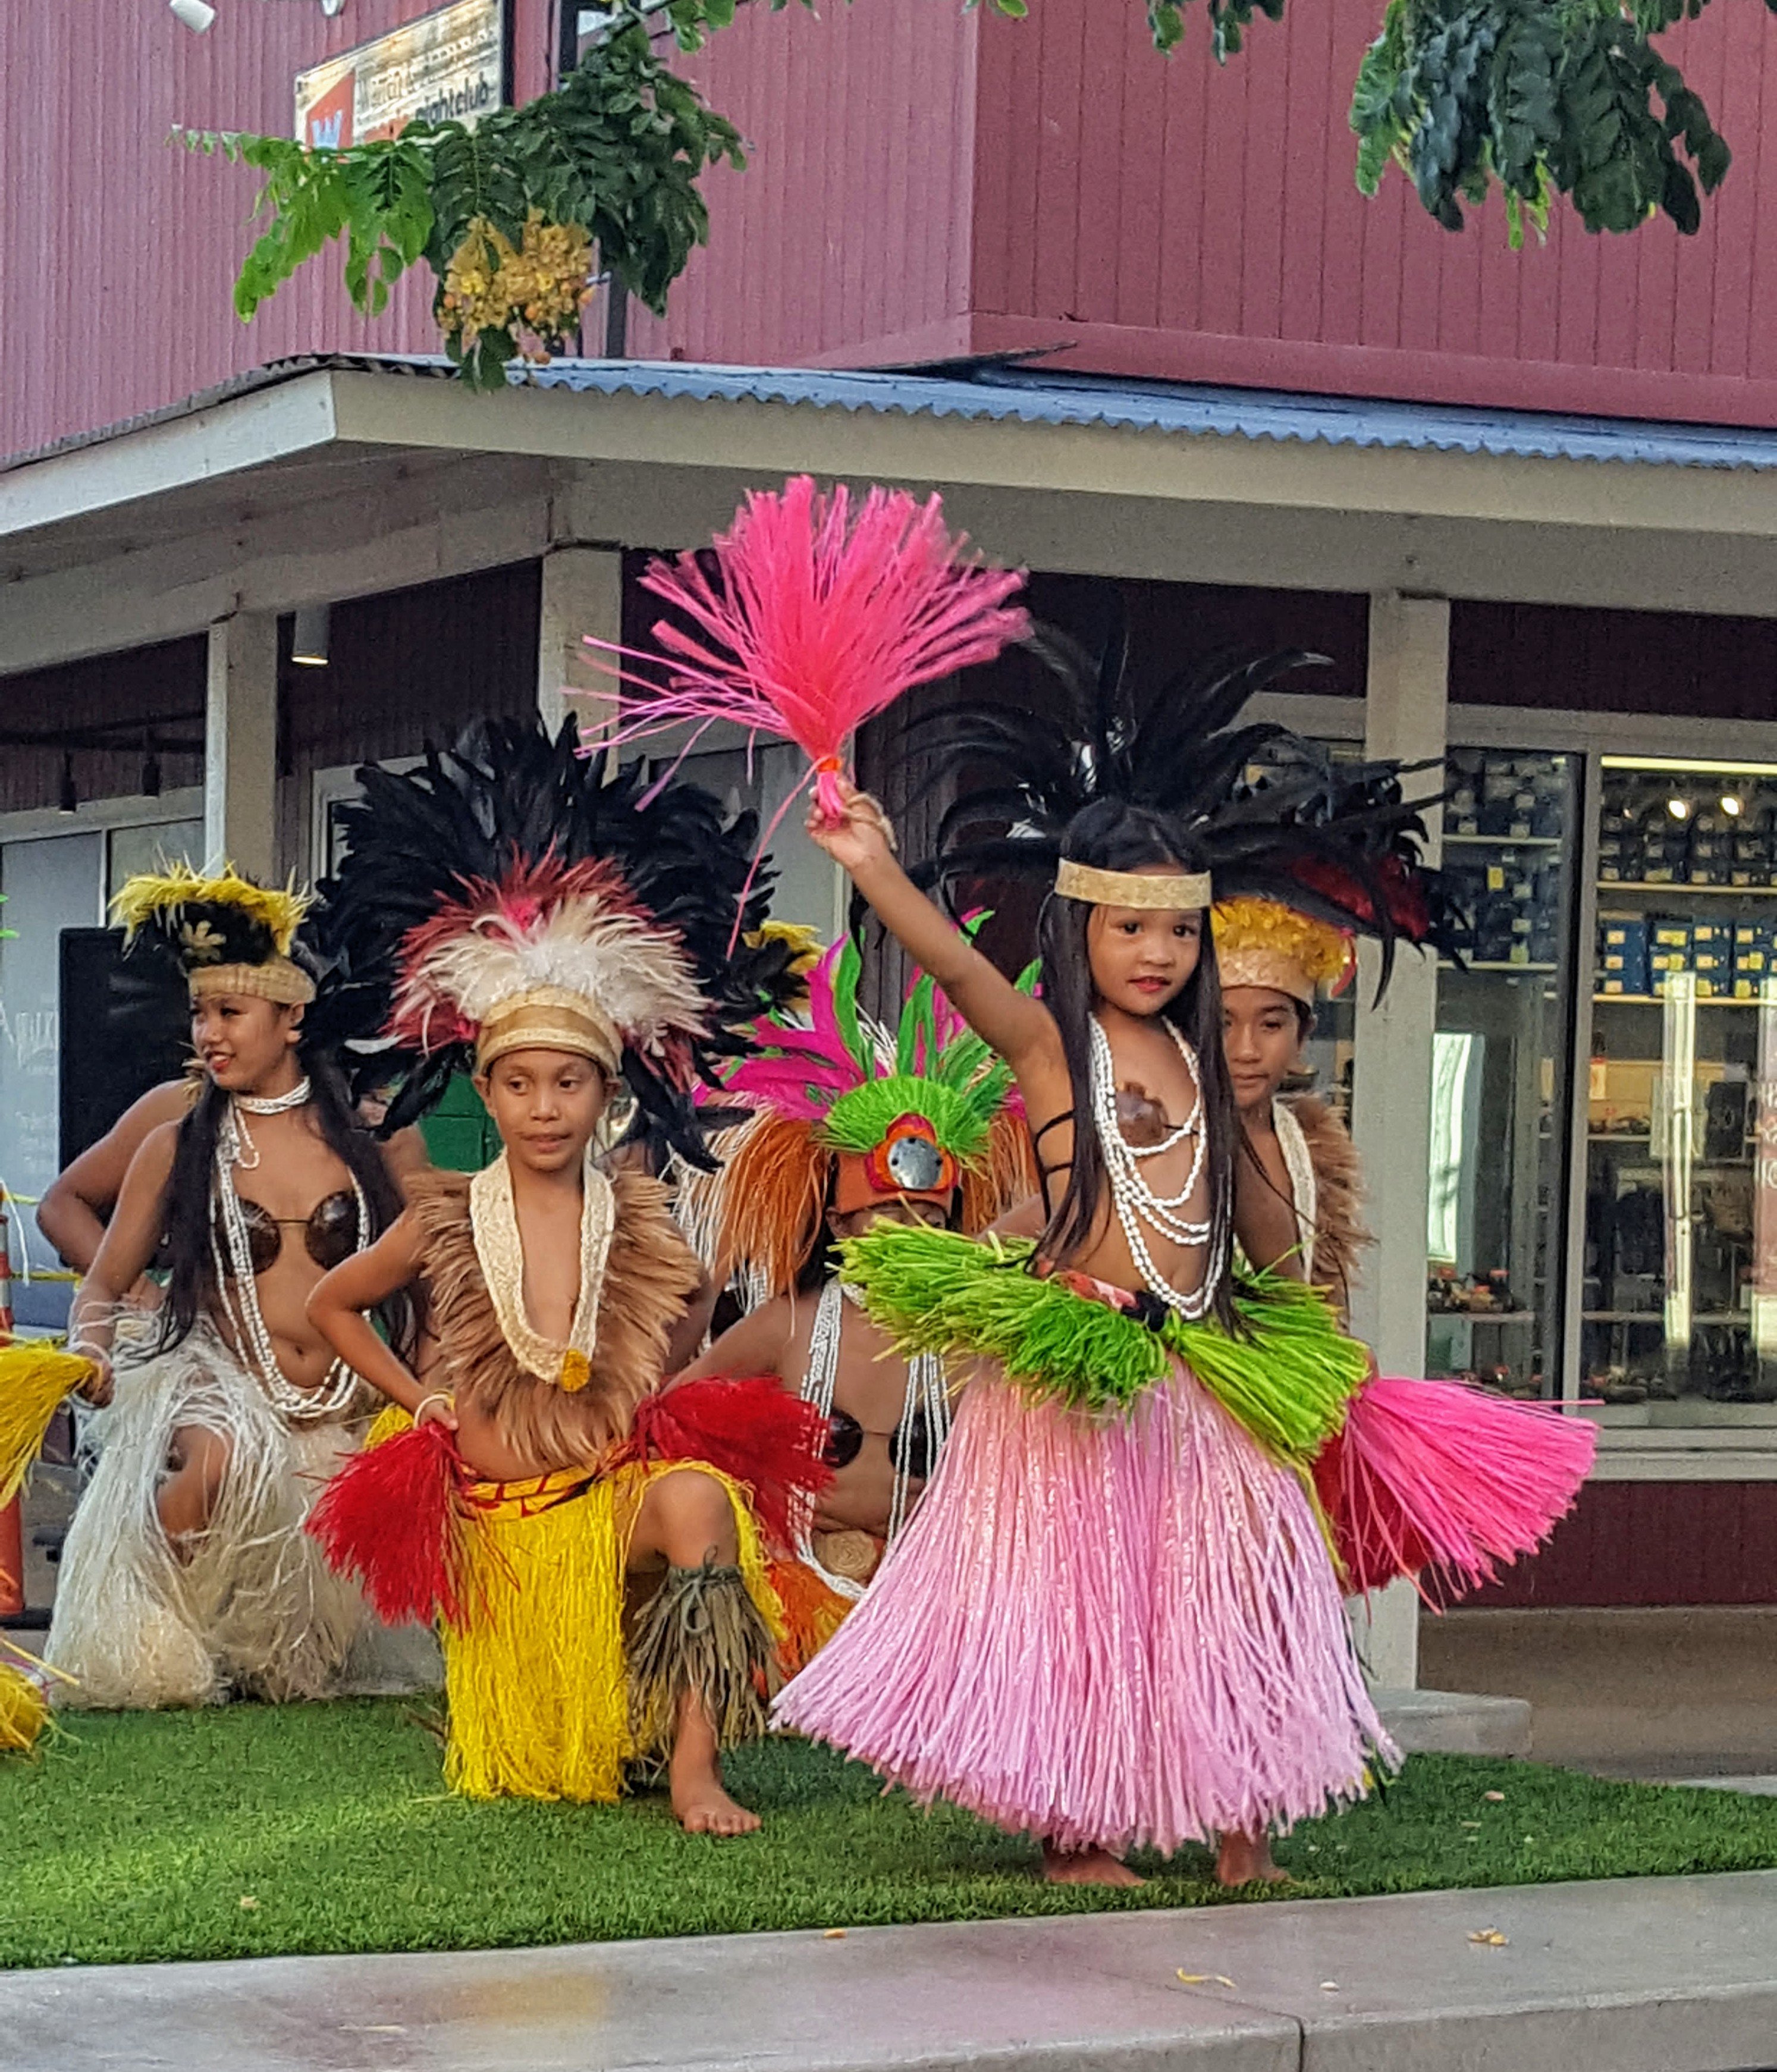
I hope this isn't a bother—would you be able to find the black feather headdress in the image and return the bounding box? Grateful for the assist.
[309,715,806,1160]
[908,616,1467,995]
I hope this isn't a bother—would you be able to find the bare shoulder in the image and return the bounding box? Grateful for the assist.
[379,1125,432,1190]
[124,1118,184,1190]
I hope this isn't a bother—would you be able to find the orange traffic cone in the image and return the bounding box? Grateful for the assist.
[0,1210,23,1621]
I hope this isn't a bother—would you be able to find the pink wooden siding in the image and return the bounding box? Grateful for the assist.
[645,0,1777,426]
[627,0,979,365]
[1,0,552,462]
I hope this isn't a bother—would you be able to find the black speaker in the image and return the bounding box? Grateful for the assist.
[58,928,189,1167]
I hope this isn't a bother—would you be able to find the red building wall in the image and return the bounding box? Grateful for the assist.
[641,0,1777,427]
[0,0,552,462]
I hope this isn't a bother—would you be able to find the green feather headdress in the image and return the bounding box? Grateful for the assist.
[709,930,1038,1293]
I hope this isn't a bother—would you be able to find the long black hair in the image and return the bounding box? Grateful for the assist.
[158,1037,415,1361]
[1035,799,1239,1334]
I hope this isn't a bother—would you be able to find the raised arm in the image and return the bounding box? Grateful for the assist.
[39,1079,192,1273]
[809,778,1060,1081]
[306,1211,445,1423]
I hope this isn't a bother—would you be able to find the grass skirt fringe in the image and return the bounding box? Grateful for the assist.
[45,1321,371,1709]
[837,1225,1367,1463]
[444,1458,781,1803]
[777,1360,1392,1854]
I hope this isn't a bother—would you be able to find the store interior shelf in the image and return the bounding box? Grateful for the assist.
[1430,1308,1537,1324]
[1583,1311,1750,1326]
[1597,881,1777,897]
[1444,959,1559,972]
[1446,832,1563,849]
[1591,992,1767,1007]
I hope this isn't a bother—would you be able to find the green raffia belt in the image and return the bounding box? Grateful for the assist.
[835,1225,1366,1467]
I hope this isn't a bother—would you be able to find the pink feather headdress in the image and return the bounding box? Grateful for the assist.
[572,475,1030,856]
[390,856,708,1077]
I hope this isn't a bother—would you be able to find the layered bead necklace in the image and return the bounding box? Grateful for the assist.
[1088,1015,1225,1320]
[211,1078,368,1421]
[799,1277,951,1593]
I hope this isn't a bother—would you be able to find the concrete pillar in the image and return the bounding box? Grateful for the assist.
[538,546,622,744]
[204,614,279,881]
[1348,592,1450,1692]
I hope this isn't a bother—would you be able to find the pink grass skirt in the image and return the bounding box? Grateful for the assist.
[774,1357,1395,1856]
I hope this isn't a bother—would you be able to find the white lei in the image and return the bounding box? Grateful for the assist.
[469,1148,614,1383]
[1271,1095,1318,1279]
[1088,1015,1225,1319]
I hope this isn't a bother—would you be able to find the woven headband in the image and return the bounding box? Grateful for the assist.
[1054,859,1212,911]
[187,959,315,1007]
[475,987,621,1074]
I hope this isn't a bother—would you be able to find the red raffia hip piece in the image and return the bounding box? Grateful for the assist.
[570,476,1029,834]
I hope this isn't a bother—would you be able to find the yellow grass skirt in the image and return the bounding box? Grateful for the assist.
[444,1457,783,1803]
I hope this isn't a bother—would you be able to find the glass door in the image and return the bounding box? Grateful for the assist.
[1426,748,1578,1401]
[1585,755,1777,1426]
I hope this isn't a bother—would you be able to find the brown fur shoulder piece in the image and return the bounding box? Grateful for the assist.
[407,1166,701,1471]
[1285,1095,1371,1317]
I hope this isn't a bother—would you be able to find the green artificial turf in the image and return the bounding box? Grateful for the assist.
[5,1698,1777,1969]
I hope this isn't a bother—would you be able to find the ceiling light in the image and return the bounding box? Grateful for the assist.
[1667,797,1690,820]
[291,603,331,668]
[168,0,216,31]
[59,754,78,816]
[1722,795,1744,817]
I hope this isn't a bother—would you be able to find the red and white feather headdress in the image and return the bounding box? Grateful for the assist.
[390,856,708,1078]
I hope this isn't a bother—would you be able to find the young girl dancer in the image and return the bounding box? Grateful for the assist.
[40,868,415,1710]
[777,773,1399,1886]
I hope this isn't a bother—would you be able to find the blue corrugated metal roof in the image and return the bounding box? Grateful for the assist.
[10,350,1777,478]
[517,357,1777,473]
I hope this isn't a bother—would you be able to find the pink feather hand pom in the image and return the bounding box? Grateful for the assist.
[575,475,1029,821]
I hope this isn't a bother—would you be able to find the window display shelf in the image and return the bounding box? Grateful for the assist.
[1599,881,1777,897]
[1593,993,1767,1007]
[1586,753,1777,1425]
[1453,959,1560,972]
[1446,832,1563,849]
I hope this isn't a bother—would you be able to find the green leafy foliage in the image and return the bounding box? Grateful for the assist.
[180,14,743,389]
[1116,0,1743,237]
[1344,0,1734,238]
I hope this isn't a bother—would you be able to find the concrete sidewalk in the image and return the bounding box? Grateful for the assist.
[5,1870,1776,2072]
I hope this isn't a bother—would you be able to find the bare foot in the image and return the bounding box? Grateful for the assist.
[1216,1831,1289,1888]
[670,1763,762,1837]
[1043,1843,1144,1887]
[667,1691,759,1836]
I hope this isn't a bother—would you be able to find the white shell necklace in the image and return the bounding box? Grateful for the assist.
[211,1079,368,1421]
[1088,1014,1223,1319]
[798,1277,951,1595]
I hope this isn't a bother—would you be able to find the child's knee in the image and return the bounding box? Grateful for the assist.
[651,1469,739,1564]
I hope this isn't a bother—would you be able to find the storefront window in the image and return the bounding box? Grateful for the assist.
[1427,749,1577,1402]
[1586,755,1777,1427]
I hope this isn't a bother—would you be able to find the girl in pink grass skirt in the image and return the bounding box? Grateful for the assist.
[774,774,1395,1888]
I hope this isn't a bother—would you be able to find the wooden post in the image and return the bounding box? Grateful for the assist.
[205,614,280,878]
[1348,592,1450,1693]
[536,547,621,745]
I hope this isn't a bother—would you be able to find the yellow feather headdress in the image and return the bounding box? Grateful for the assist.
[1213,896,1356,1004]
[112,864,316,1005]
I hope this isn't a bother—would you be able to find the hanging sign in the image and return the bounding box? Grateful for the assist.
[294,0,506,150]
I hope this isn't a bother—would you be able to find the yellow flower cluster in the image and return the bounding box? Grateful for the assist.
[1213,896,1355,995]
[439,211,595,358]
